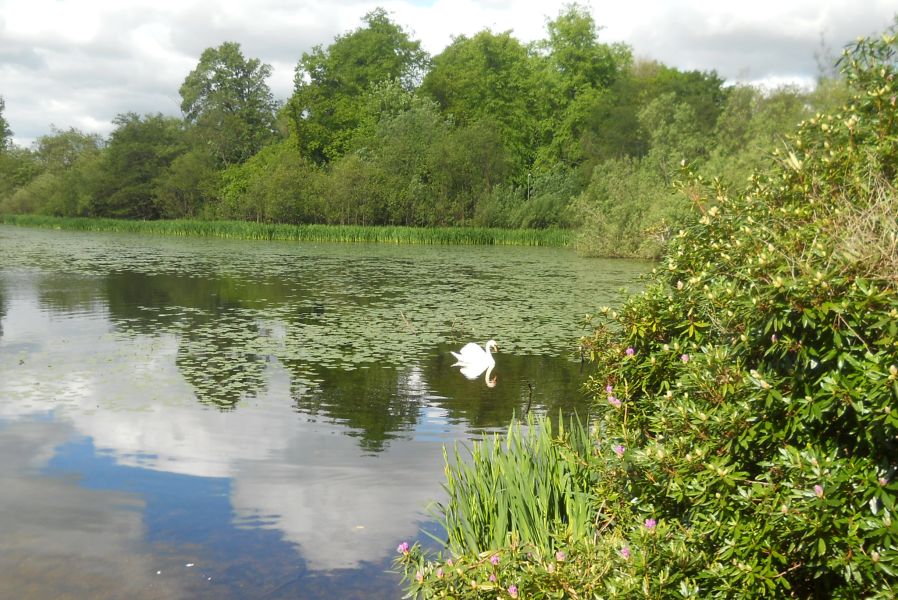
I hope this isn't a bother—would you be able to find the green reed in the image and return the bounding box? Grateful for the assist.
[0,215,572,247]
[435,414,598,557]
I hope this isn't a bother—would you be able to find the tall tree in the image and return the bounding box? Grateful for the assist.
[420,30,539,174]
[9,127,105,216]
[540,4,629,99]
[179,42,278,166]
[35,127,103,172]
[577,60,727,171]
[93,113,186,219]
[531,5,632,170]
[288,8,428,163]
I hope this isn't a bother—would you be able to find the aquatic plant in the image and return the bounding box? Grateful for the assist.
[0,214,571,247]
[395,413,611,598]
[435,414,597,557]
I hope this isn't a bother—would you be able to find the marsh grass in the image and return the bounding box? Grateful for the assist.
[0,215,572,247]
[435,414,597,557]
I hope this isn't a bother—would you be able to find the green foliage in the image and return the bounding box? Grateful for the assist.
[405,23,898,599]
[437,415,598,556]
[573,73,850,260]
[289,8,428,163]
[396,414,612,598]
[582,26,898,597]
[475,167,580,229]
[574,155,684,259]
[0,214,572,247]
[92,113,186,219]
[179,41,278,166]
[217,138,322,223]
[0,146,40,208]
[532,5,632,171]
[0,128,104,216]
[34,127,104,173]
[0,7,882,252]
[578,60,727,168]
[153,148,220,218]
[421,30,540,173]
[540,4,628,96]
[0,96,12,151]
[322,101,511,227]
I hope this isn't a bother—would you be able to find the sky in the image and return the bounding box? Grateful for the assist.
[1,0,895,146]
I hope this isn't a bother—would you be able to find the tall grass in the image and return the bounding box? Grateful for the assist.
[436,414,598,557]
[0,215,572,247]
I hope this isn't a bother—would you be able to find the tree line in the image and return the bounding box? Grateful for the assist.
[0,5,850,257]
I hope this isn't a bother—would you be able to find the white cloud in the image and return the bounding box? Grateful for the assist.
[0,0,894,145]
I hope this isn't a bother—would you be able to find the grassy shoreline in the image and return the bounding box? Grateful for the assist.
[0,214,573,247]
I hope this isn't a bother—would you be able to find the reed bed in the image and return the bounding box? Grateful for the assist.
[0,215,572,247]
[436,414,598,556]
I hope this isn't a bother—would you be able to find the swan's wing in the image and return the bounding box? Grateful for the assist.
[457,343,485,358]
[450,351,464,362]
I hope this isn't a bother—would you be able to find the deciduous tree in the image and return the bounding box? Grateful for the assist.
[94,113,186,219]
[179,42,278,166]
[288,8,428,163]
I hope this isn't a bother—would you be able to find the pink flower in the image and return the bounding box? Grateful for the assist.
[614,444,625,458]
[489,574,497,582]
[490,554,500,566]
[814,484,824,498]
[644,518,657,531]
[607,396,621,408]
[446,558,454,566]
[436,567,444,579]
[620,546,631,560]
[680,353,689,363]
[605,384,614,394]
[508,584,519,598]
[415,570,424,583]
[555,550,566,562]
[879,477,888,486]
[397,542,410,555]
[625,347,635,356]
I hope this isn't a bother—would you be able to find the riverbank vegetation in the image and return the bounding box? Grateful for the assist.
[0,5,851,257]
[396,21,898,598]
[0,214,570,246]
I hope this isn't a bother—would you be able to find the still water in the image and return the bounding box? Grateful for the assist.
[0,225,646,599]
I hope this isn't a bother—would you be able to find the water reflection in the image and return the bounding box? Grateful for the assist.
[0,226,646,598]
[0,419,191,599]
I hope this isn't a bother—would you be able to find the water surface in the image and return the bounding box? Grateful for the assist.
[0,225,646,599]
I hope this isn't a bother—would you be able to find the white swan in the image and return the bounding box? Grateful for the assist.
[451,340,498,384]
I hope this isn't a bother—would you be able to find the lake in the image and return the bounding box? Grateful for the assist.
[0,225,646,599]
